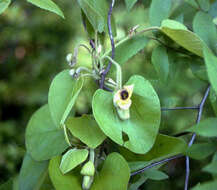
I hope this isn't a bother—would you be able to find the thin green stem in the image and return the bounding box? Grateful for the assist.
[63,124,71,147]
[102,56,122,89]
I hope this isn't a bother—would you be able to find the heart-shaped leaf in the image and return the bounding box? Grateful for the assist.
[92,75,161,154]
[25,104,68,161]
[49,156,83,190]
[120,134,187,164]
[91,152,130,190]
[160,19,204,57]
[18,153,48,190]
[60,148,88,174]
[66,115,106,148]
[48,70,83,127]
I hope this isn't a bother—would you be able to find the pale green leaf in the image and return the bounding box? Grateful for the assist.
[27,0,64,18]
[49,156,83,190]
[161,19,204,57]
[66,115,106,149]
[18,153,48,190]
[152,45,169,83]
[91,152,130,190]
[60,149,88,174]
[48,70,83,127]
[186,117,217,137]
[25,104,68,161]
[203,46,217,95]
[0,0,10,14]
[92,75,161,154]
[149,0,172,26]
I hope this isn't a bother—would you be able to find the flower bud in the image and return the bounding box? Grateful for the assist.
[82,176,93,190]
[80,161,95,176]
[66,53,73,63]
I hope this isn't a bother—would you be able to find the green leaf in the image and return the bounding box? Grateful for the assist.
[203,46,217,95]
[125,0,138,11]
[121,134,187,163]
[77,0,107,33]
[193,11,217,54]
[92,75,161,154]
[91,152,130,190]
[49,156,83,190]
[191,180,217,190]
[197,0,210,11]
[104,36,149,70]
[128,175,147,190]
[151,45,169,83]
[48,70,83,127]
[185,143,217,160]
[144,169,168,181]
[27,0,64,18]
[60,149,88,174]
[160,19,204,57]
[189,61,208,81]
[25,104,68,161]
[210,88,217,116]
[18,153,48,190]
[186,117,217,137]
[66,115,106,149]
[149,0,172,26]
[0,0,10,14]
[203,160,217,174]
[0,179,13,190]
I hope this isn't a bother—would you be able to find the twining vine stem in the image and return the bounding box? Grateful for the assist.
[184,85,210,190]
[100,0,115,89]
[131,85,211,190]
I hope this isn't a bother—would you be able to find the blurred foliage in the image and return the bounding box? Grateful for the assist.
[0,0,216,189]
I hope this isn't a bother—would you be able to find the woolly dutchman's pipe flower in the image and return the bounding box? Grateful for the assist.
[113,84,134,120]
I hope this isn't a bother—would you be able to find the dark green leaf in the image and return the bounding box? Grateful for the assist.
[121,134,187,163]
[125,0,138,11]
[49,156,82,190]
[18,153,48,190]
[128,175,147,190]
[185,143,216,160]
[91,153,130,190]
[203,160,217,174]
[189,61,208,81]
[209,88,217,116]
[104,36,149,71]
[144,169,168,181]
[92,75,161,154]
[60,149,88,174]
[186,117,217,137]
[190,180,217,190]
[27,0,64,18]
[25,104,68,161]
[161,19,204,57]
[149,0,172,26]
[77,0,107,33]
[48,70,83,127]
[193,11,217,54]
[203,46,217,95]
[197,0,210,11]
[0,0,11,14]
[151,45,169,83]
[66,115,106,148]
[0,179,13,190]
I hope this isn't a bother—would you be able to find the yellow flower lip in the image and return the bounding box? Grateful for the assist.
[113,84,134,110]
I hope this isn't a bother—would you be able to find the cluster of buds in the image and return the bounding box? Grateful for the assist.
[113,84,134,120]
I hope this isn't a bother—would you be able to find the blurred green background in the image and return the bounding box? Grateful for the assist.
[0,0,215,189]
